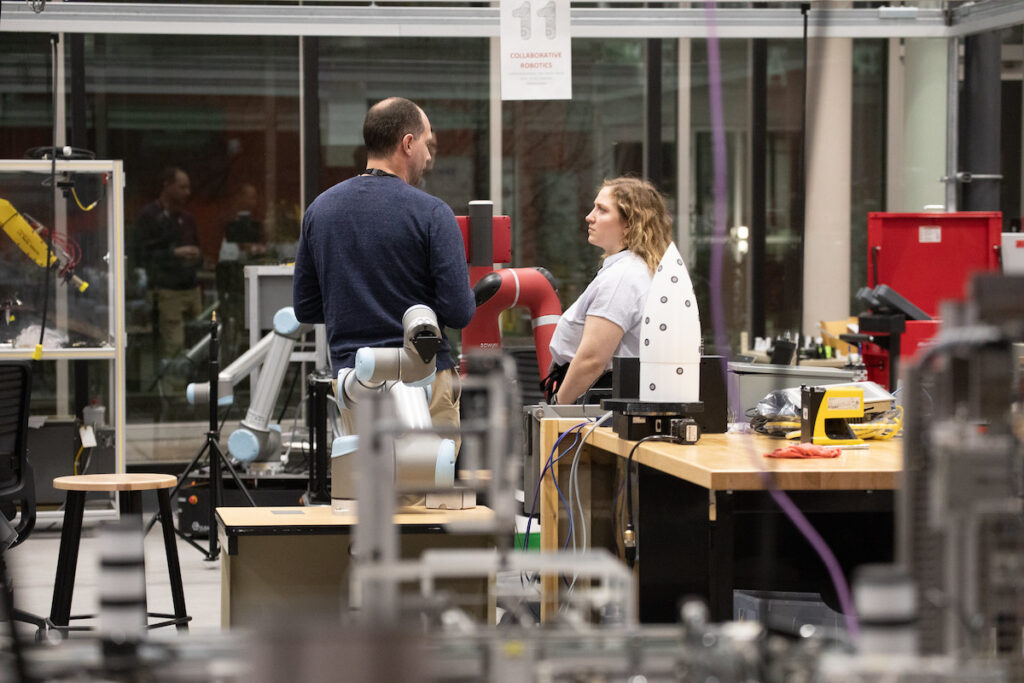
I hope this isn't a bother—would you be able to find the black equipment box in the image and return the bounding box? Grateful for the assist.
[28,419,115,506]
[177,479,306,538]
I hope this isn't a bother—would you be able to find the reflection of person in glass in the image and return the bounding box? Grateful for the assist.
[544,177,672,404]
[217,182,269,358]
[222,183,266,260]
[135,166,203,374]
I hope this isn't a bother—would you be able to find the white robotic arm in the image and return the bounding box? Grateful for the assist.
[186,306,313,463]
[185,330,274,407]
[330,305,456,509]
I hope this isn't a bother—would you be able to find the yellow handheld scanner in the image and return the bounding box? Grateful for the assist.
[1,198,88,292]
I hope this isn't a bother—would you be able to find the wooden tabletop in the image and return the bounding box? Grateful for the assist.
[53,473,178,492]
[548,420,902,491]
[216,504,495,532]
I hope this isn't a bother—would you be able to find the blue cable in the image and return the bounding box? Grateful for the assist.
[553,468,573,550]
[520,421,588,551]
[523,424,585,549]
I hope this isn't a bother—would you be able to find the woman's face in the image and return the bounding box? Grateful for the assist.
[586,186,627,257]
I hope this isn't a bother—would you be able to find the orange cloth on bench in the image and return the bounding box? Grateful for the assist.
[765,443,841,459]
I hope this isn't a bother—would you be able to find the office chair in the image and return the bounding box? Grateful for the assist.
[0,360,49,633]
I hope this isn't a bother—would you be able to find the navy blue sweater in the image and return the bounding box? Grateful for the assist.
[293,175,475,374]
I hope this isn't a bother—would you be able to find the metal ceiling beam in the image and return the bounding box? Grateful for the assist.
[948,0,1024,38]
[0,2,945,39]
[573,7,950,39]
[8,3,497,37]
[0,1,1018,39]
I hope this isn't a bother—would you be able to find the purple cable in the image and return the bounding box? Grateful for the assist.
[702,1,859,641]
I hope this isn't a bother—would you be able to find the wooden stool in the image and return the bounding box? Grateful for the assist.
[49,474,190,635]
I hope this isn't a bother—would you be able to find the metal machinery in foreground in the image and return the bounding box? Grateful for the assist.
[897,273,1024,677]
[5,281,1024,681]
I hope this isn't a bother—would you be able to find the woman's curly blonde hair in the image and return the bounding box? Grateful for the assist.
[601,176,672,274]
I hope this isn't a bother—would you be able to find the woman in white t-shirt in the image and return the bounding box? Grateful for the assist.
[544,177,672,404]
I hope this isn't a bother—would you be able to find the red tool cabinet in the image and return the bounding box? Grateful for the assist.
[867,212,1002,318]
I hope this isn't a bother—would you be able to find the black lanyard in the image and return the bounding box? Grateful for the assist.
[363,168,398,178]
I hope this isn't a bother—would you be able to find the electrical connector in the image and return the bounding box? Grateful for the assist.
[670,417,700,444]
[624,525,636,567]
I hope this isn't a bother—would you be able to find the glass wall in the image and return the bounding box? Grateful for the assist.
[317,37,491,212]
[850,39,888,309]
[0,23,902,463]
[0,35,54,155]
[504,39,648,304]
[91,36,301,435]
[0,34,59,411]
[1,34,300,460]
[500,39,680,338]
[688,37,888,349]
[690,39,753,352]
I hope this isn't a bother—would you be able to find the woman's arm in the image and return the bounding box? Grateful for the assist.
[555,315,625,404]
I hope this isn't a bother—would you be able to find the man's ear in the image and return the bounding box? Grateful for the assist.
[402,133,415,156]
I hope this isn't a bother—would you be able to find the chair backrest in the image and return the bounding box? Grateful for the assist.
[0,361,34,547]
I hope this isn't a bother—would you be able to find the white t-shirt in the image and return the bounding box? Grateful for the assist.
[548,250,653,368]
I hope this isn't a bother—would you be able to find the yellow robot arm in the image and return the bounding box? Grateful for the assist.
[0,198,58,268]
[0,198,88,292]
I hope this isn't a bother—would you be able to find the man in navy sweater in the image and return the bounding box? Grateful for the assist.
[293,97,476,446]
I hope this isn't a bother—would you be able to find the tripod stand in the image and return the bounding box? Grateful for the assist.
[146,312,255,561]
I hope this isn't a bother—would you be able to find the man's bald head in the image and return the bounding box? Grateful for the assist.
[363,97,428,158]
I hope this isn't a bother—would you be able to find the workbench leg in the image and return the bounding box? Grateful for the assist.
[539,419,560,622]
[708,489,735,621]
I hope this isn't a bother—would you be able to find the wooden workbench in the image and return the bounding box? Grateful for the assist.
[538,419,902,621]
[216,505,494,628]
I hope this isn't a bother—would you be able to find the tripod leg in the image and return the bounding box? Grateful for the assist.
[207,436,222,560]
[214,442,258,507]
[145,439,212,535]
[175,528,214,558]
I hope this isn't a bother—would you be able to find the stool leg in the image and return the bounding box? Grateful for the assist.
[49,491,86,629]
[157,489,189,632]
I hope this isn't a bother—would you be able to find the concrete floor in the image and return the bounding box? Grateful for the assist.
[7,520,224,638]
[6,511,539,642]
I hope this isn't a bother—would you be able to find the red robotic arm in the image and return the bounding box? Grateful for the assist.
[462,267,561,380]
[455,203,561,379]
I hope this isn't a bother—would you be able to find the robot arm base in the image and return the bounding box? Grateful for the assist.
[227,424,282,464]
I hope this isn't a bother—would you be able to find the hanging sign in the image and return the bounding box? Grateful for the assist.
[500,0,572,101]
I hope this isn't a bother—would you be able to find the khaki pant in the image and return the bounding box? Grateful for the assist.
[428,367,462,458]
[155,287,203,359]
